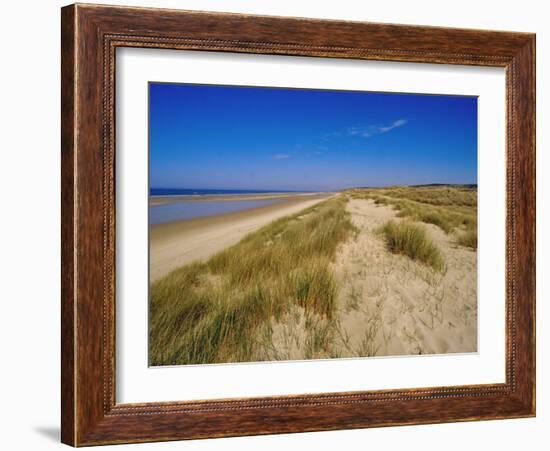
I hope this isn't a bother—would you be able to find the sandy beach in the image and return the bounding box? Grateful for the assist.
[149,193,331,282]
[149,192,318,206]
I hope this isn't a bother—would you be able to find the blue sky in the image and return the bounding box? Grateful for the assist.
[149,83,477,191]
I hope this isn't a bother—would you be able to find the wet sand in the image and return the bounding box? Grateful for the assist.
[150,192,321,206]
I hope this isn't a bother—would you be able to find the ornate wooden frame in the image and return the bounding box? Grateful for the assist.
[61,3,536,446]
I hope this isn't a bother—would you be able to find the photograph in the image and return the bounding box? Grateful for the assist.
[148,83,478,366]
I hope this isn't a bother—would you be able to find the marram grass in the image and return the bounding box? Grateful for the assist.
[380,220,444,271]
[149,197,355,366]
[351,185,477,247]
[457,229,478,250]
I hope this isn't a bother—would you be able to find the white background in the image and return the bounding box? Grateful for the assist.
[0,0,547,450]
[117,49,505,403]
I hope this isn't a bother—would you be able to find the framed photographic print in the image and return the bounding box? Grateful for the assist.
[61,3,536,446]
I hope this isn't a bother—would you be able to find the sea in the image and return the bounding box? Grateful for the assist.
[149,188,306,225]
[150,188,301,196]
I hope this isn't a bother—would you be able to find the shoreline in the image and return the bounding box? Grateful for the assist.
[150,192,329,206]
[150,193,332,282]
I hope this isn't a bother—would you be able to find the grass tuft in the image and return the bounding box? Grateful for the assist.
[290,260,337,318]
[457,230,477,249]
[380,220,444,271]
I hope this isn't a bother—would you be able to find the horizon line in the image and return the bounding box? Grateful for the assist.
[150,182,478,192]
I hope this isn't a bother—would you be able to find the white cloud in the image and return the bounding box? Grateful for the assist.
[348,119,407,138]
[271,153,291,160]
[379,119,408,133]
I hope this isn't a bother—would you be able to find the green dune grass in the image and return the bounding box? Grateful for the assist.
[380,220,444,271]
[149,197,355,366]
[352,186,477,249]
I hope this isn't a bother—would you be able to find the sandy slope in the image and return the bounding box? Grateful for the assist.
[333,198,477,356]
[261,197,477,360]
[150,194,331,282]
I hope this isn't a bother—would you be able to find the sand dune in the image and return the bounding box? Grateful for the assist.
[264,197,477,360]
[150,194,331,282]
[333,198,477,356]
